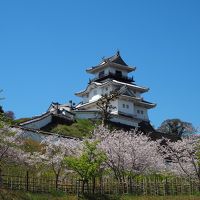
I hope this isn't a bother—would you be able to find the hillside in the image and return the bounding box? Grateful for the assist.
[41,119,98,138]
[16,116,179,141]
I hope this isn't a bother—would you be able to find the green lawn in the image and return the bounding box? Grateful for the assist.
[1,190,200,200]
[0,189,75,200]
[121,195,200,200]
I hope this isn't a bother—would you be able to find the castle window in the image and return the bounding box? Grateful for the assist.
[141,110,144,114]
[123,104,125,108]
[137,110,140,114]
[126,104,129,108]
[99,71,104,78]
[116,70,122,77]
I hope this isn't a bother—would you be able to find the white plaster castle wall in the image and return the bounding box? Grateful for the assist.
[83,95,89,103]
[89,87,101,102]
[59,105,71,112]
[84,106,98,111]
[88,85,114,103]
[118,99,134,115]
[23,114,52,129]
[75,111,99,120]
[134,106,148,120]
[75,110,139,127]
[110,115,138,127]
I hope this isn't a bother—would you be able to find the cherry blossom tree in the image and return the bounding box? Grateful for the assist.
[0,125,25,186]
[93,126,166,183]
[161,135,200,187]
[96,86,127,126]
[40,136,82,190]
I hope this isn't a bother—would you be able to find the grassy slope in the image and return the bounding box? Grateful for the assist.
[44,119,99,138]
[43,119,129,138]
[15,116,132,138]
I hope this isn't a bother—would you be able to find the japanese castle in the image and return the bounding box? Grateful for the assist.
[75,51,156,127]
[20,52,156,133]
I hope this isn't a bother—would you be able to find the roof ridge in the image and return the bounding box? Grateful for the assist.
[101,51,128,66]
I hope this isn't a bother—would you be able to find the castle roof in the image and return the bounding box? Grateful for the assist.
[76,93,156,110]
[75,80,149,97]
[104,51,128,66]
[86,51,136,73]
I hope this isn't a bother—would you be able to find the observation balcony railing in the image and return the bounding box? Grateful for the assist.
[89,71,134,83]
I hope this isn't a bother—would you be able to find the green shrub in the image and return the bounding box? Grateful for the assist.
[51,119,98,138]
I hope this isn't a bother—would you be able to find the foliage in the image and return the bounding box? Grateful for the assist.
[65,140,106,181]
[0,113,15,127]
[14,118,32,124]
[50,119,97,138]
[4,111,15,120]
[0,89,16,125]
[2,124,200,196]
[96,87,127,126]
[0,90,4,124]
[0,124,44,180]
[21,139,42,153]
[0,125,30,187]
[160,135,200,182]
[0,106,3,114]
[93,126,165,182]
[0,126,23,165]
[40,135,81,189]
[158,118,196,137]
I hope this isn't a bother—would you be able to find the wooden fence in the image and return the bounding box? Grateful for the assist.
[1,173,200,196]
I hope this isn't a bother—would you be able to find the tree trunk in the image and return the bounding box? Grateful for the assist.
[102,117,106,127]
[55,174,59,190]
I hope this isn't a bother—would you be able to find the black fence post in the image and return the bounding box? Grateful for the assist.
[165,177,170,195]
[0,168,2,188]
[26,171,29,191]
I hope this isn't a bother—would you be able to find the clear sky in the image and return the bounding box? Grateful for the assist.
[0,0,200,129]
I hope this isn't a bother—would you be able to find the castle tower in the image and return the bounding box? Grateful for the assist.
[75,51,156,127]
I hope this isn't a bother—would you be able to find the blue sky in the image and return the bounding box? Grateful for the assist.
[0,0,200,128]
